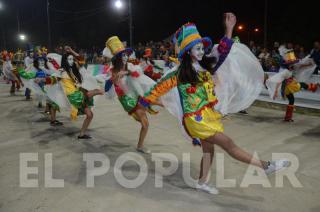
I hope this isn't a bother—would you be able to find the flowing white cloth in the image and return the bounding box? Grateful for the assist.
[212,43,264,114]
[2,61,16,81]
[293,56,316,82]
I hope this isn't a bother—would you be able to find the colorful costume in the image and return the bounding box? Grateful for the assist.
[139,23,264,145]
[42,52,108,120]
[103,36,159,119]
[18,48,60,110]
[1,51,21,94]
[266,46,318,121]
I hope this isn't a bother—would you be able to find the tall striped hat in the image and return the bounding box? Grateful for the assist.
[175,23,212,60]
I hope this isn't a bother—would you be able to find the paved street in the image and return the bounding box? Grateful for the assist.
[0,82,319,212]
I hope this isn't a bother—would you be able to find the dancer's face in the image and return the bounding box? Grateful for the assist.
[190,42,204,61]
[122,53,128,65]
[5,56,10,61]
[67,55,74,66]
[38,59,45,69]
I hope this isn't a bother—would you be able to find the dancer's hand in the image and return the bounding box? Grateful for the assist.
[64,46,72,53]
[223,12,236,39]
[34,78,40,84]
[273,92,278,100]
[118,70,129,78]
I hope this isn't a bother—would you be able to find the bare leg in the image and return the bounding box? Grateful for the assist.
[79,107,93,136]
[50,108,56,122]
[45,103,50,113]
[199,141,215,184]
[205,132,268,169]
[10,81,15,95]
[86,89,104,98]
[134,107,149,149]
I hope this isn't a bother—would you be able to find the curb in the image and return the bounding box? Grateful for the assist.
[253,100,320,117]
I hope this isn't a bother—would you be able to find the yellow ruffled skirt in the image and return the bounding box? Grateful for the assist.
[184,107,224,140]
[285,80,301,96]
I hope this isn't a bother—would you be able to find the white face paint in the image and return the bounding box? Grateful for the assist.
[122,53,128,65]
[38,59,45,69]
[190,42,205,61]
[67,55,74,67]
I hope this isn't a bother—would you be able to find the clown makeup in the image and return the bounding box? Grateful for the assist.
[67,55,74,67]
[190,42,205,61]
[122,53,129,65]
[38,59,45,69]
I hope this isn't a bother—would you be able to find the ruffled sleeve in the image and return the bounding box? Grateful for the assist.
[211,36,234,73]
[18,68,36,80]
[139,69,178,107]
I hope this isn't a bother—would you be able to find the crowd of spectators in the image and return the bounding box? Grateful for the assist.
[2,38,319,76]
[248,40,320,74]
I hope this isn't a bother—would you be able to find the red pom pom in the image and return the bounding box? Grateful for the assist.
[144,65,153,73]
[186,86,197,94]
[45,77,52,85]
[130,71,140,78]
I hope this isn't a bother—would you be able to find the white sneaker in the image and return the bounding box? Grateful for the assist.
[136,147,151,154]
[265,159,290,175]
[196,183,219,195]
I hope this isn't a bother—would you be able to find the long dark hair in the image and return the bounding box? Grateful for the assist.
[111,53,125,73]
[178,53,217,85]
[61,53,82,84]
[33,57,49,70]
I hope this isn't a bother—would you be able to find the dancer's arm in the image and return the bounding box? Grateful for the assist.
[211,13,236,73]
[139,71,178,107]
[65,46,85,66]
[64,46,79,57]
[112,70,129,84]
[273,82,281,100]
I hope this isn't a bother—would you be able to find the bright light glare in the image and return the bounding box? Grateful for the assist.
[115,0,123,9]
[19,34,26,41]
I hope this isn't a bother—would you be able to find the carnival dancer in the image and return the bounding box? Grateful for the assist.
[1,51,23,95]
[19,48,63,126]
[140,48,163,81]
[103,36,163,153]
[24,46,34,100]
[138,13,289,194]
[266,45,319,122]
[45,46,104,139]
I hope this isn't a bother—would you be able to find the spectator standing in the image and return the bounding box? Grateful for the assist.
[310,41,320,74]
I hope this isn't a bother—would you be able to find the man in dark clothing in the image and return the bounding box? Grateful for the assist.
[310,41,320,75]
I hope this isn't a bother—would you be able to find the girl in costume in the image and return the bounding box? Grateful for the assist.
[46,46,104,139]
[266,45,319,122]
[19,49,64,126]
[104,36,162,153]
[139,13,289,194]
[1,51,23,95]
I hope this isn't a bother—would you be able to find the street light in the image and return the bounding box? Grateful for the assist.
[19,34,26,41]
[254,28,259,32]
[114,0,123,9]
[237,25,244,31]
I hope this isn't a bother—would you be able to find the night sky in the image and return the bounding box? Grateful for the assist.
[0,0,319,51]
